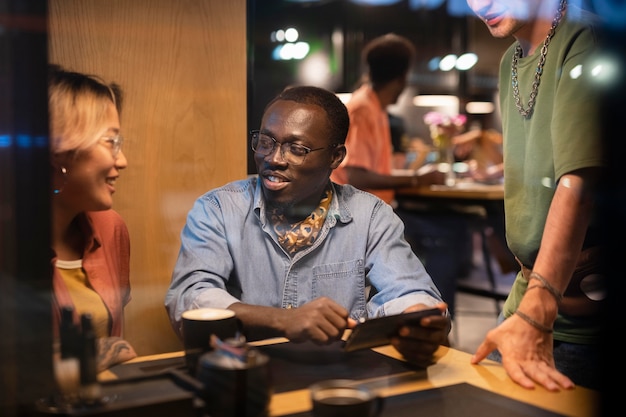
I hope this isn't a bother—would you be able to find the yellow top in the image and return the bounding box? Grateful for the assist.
[56,259,110,338]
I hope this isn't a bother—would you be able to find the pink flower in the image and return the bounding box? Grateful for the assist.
[423,111,467,141]
[423,111,467,128]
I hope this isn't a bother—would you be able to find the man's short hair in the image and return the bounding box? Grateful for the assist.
[363,33,416,87]
[267,85,350,145]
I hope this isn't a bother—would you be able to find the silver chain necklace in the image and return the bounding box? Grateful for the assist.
[511,0,567,118]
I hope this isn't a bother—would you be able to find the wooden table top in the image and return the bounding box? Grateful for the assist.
[268,344,599,417]
[101,342,600,417]
[397,181,504,201]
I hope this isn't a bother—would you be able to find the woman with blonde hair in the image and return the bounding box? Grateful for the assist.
[49,65,135,371]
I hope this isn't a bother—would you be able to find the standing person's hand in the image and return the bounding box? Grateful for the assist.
[391,303,450,368]
[280,297,358,344]
[470,307,574,391]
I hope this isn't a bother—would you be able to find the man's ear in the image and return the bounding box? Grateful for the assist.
[330,144,346,169]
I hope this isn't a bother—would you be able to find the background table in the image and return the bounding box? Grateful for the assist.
[396,181,510,312]
[397,181,504,201]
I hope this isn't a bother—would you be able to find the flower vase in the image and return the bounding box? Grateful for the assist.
[433,133,456,187]
[443,143,456,186]
[424,111,466,187]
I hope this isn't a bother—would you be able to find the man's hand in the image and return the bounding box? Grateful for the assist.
[280,297,358,344]
[415,164,446,186]
[390,302,450,368]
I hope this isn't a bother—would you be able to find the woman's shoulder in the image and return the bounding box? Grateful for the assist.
[85,210,129,241]
[87,209,126,226]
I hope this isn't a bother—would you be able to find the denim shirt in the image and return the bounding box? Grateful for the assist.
[165,176,443,337]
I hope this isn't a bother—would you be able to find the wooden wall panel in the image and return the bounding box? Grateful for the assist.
[48,0,247,355]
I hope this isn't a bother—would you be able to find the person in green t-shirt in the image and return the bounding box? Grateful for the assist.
[465,0,606,391]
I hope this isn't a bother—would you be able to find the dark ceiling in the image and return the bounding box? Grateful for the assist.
[247,1,512,133]
[248,0,512,94]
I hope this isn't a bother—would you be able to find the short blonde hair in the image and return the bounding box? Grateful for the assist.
[48,65,123,155]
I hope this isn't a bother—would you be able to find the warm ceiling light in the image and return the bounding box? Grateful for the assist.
[413,95,459,108]
[465,101,495,114]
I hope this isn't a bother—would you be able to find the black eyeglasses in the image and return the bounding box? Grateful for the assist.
[250,130,337,166]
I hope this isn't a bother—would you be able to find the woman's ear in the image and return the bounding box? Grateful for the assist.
[51,159,61,174]
[330,144,346,169]
[51,152,64,170]
[51,151,73,170]
[51,153,70,195]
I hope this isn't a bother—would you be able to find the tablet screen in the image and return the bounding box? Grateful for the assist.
[343,308,441,352]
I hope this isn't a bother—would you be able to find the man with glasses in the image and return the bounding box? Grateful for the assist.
[166,86,450,367]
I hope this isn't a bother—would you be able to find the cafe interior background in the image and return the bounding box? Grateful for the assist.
[1,0,625,413]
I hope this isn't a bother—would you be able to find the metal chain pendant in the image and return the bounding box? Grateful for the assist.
[511,0,567,118]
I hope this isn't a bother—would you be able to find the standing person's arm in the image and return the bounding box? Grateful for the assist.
[471,167,599,391]
[343,165,441,190]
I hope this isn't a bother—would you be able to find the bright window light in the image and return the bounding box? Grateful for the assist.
[279,44,294,60]
[291,42,310,59]
[336,93,352,104]
[298,52,331,85]
[456,53,478,71]
[588,53,620,86]
[569,64,583,79]
[285,28,299,42]
[428,57,441,71]
[273,42,310,61]
[439,54,457,71]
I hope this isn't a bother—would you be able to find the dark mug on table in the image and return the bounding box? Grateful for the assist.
[181,307,240,375]
[310,379,383,417]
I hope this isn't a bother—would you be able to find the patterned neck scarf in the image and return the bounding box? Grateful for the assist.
[269,188,333,256]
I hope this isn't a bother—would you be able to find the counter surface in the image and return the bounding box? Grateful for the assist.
[100,341,600,417]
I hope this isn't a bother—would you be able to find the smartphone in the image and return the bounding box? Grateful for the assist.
[343,308,441,352]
